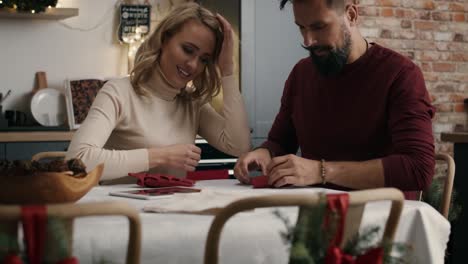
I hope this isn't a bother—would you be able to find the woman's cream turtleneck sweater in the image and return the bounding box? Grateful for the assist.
[66,71,251,182]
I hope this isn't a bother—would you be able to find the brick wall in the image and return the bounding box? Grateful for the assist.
[357,0,468,154]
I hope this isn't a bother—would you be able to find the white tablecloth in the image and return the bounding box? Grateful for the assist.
[74,180,450,264]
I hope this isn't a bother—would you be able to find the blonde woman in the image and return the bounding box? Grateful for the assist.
[66,3,251,183]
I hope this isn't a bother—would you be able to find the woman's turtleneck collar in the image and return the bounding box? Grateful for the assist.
[145,65,184,101]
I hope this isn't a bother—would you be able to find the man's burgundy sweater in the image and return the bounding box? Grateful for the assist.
[261,43,435,199]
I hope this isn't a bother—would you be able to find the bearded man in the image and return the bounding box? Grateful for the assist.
[234,0,435,199]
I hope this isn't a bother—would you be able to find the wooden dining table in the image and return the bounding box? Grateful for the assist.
[72,179,450,264]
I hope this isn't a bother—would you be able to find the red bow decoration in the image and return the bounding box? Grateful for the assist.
[326,246,384,264]
[128,172,195,187]
[324,194,384,264]
[21,206,47,264]
[56,257,79,264]
[2,253,23,264]
[19,206,80,264]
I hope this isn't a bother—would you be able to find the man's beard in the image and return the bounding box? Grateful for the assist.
[303,25,352,76]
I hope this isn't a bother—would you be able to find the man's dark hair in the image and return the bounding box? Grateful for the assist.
[279,0,347,11]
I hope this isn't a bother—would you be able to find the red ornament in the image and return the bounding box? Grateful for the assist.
[2,253,23,264]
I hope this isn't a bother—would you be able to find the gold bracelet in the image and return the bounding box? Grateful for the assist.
[320,159,326,185]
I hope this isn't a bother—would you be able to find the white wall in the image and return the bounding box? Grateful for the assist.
[0,0,130,114]
[241,0,305,145]
[0,0,306,136]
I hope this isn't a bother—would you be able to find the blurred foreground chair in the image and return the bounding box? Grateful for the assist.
[204,188,404,264]
[0,201,141,264]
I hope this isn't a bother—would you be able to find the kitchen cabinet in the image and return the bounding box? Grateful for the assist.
[0,131,73,160]
[2,141,69,160]
[0,132,236,175]
[195,138,237,175]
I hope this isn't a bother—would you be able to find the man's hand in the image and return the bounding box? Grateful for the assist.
[233,148,272,184]
[148,144,201,172]
[267,154,321,187]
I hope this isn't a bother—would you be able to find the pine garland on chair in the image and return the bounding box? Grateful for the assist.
[0,0,58,13]
[0,233,21,260]
[45,217,72,262]
[273,193,412,264]
[422,178,462,222]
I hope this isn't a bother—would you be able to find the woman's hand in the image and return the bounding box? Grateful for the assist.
[216,14,234,77]
[148,144,201,172]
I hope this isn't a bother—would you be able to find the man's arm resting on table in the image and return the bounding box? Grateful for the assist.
[325,159,385,189]
[267,154,385,189]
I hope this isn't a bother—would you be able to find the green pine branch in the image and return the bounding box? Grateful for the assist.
[274,192,412,264]
[422,178,462,221]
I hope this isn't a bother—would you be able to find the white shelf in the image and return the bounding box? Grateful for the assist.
[0,7,78,20]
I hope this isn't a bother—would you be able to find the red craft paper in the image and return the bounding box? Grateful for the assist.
[251,175,270,188]
[128,172,195,187]
[186,170,229,181]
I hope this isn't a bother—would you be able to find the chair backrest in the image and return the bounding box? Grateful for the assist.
[31,151,67,162]
[0,201,141,264]
[434,153,455,219]
[204,188,404,264]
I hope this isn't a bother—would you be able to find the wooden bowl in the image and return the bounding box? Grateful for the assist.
[0,164,104,204]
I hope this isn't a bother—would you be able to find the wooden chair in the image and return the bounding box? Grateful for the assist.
[423,153,455,219]
[204,188,404,264]
[0,201,141,264]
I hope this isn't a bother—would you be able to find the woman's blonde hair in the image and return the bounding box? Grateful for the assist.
[130,3,223,101]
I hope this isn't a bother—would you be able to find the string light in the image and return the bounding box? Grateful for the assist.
[31,10,35,14]
[0,1,3,4]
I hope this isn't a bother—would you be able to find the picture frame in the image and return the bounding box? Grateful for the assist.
[65,78,107,130]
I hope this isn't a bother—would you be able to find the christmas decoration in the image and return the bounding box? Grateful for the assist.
[274,193,411,264]
[0,209,77,264]
[0,0,58,13]
[423,178,462,221]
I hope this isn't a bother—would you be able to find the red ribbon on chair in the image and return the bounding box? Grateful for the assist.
[20,206,80,264]
[21,206,47,264]
[2,253,23,264]
[56,257,79,264]
[326,246,384,264]
[324,194,384,264]
[325,194,349,247]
